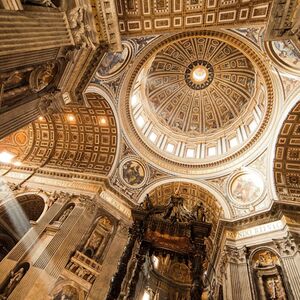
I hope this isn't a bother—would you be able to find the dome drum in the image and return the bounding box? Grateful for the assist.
[120,30,275,175]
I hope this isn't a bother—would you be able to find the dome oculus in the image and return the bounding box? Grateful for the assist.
[185,60,214,90]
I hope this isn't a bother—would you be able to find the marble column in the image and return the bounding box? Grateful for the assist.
[0,91,63,139]
[0,10,73,56]
[257,275,266,300]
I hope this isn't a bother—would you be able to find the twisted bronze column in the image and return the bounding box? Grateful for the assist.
[126,241,149,300]
[190,244,205,300]
[106,222,141,300]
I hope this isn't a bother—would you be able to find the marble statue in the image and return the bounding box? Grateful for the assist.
[0,268,25,299]
[58,206,74,223]
[23,0,56,8]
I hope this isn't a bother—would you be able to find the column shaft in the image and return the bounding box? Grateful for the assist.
[126,242,148,300]
[0,10,73,56]
[105,223,139,300]
[282,254,300,298]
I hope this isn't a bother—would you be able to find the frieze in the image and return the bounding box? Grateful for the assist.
[99,191,131,218]
[29,176,101,193]
[225,220,285,240]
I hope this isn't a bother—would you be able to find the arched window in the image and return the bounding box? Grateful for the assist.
[0,193,45,261]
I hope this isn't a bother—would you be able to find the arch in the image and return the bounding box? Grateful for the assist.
[137,178,232,241]
[272,97,300,201]
[85,84,121,177]
[249,246,281,264]
[249,247,292,300]
[82,214,115,261]
[15,194,45,222]
[0,233,15,261]
[0,193,45,241]
[138,177,232,219]
[0,93,118,177]
[51,280,85,300]
[267,86,300,201]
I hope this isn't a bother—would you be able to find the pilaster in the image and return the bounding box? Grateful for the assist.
[274,232,300,298]
[223,245,253,300]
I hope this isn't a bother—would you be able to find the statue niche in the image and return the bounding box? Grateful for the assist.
[65,216,114,284]
[83,216,113,260]
[0,262,29,299]
[252,250,288,300]
[52,204,74,225]
[0,62,59,111]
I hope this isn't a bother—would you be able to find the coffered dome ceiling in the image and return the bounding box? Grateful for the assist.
[146,37,255,136]
[121,30,276,175]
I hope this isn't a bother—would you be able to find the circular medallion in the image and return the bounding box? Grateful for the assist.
[97,42,133,79]
[119,157,148,188]
[266,40,300,75]
[228,169,265,206]
[185,60,214,90]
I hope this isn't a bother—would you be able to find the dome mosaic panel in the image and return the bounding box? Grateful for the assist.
[146,37,255,136]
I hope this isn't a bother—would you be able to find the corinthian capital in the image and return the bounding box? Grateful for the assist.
[224,245,248,264]
[38,92,64,116]
[273,232,300,257]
